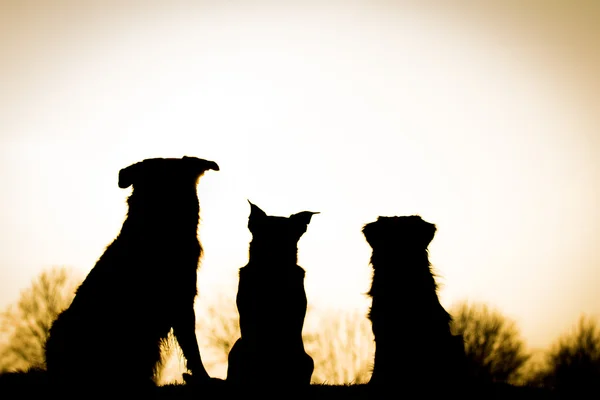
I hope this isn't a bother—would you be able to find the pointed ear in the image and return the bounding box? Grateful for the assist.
[248,200,267,220]
[290,211,319,237]
[118,162,143,189]
[290,211,319,227]
[247,201,268,234]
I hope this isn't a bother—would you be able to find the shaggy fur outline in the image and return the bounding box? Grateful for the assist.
[226,201,317,386]
[363,215,467,393]
[44,156,219,389]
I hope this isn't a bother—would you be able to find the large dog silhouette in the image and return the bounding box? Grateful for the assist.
[45,156,219,389]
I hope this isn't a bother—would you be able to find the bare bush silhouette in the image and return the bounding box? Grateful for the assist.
[450,301,530,385]
[0,266,80,372]
[195,293,373,385]
[303,308,374,385]
[529,315,600,395]
[0,266,192,385]
[199,294,240,372]
[156,294,241,384]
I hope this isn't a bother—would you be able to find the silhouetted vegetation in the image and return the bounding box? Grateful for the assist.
[154,329,185,385]
[303,308,373,384]
[198,294,240,373]
[0,266,181,383]
[529,315,600,395]
[193,294,373,385]
[0,279,562,399]
[450,301,531,385]
[0,158,574,399]
[0,266,80,372]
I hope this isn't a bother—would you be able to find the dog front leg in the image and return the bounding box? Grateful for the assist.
[173,307,211,382]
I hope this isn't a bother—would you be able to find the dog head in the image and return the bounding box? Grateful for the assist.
[247,201,319,247]
[118,156,219,190]
[362,215,436,251]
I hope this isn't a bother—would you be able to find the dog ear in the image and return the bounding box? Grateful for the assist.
[290,211,319,226]
[290,211,319,237]
[248,200,267,220]
[420,220,437,248]
[247,200,268,233]
[118,162,143,189]
[362,221,378,248]
[182,156,220,177]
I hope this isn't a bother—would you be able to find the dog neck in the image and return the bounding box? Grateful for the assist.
[247,241,299,267]
[122,190,200,236]
[368,248,438,296]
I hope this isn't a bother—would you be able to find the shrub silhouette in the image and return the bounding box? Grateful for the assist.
[530,315,600,395]
[303,308,374,385]
[450,301,531,385]
[226,201,317,386]
[196,294,372,385]
[198,293,240,374]
[0,266,80,372]
[44,156,219,390]
[0,266,188,385]
[363,215,467,393]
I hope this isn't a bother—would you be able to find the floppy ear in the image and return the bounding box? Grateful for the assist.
[421,221,437,248]
[182,156,220,177]
[362,221,377,248]
[363,216,390,248]
[118,162,143,189]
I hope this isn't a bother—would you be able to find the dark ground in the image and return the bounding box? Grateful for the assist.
[0,370,567,399]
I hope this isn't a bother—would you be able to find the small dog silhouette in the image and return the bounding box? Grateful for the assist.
[363,215,466,392]
[226,201,317,386]
[44,156,219,389]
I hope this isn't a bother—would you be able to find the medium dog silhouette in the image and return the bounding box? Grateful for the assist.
[363,215,466,392]
[44,156,219,389]
[226,201,317,386]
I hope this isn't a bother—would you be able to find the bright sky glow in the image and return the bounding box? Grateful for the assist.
[1,1,599,354]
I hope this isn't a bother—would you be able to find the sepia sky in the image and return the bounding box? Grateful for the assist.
[1,0,599,352]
